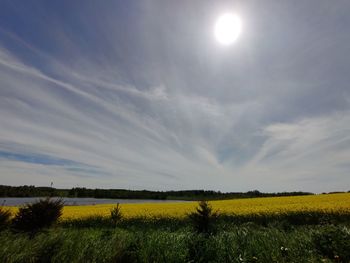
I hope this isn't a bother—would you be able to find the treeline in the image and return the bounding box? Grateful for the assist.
[0,185,68,198]
[69,188,292,200]
[0,185,317,200]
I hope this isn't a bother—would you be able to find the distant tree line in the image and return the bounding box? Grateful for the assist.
[0,185,321,200]
[0,185,68,198]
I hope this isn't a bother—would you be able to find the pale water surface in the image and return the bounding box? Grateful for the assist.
[0,197,187,206]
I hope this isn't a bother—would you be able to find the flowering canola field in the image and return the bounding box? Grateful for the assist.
[7,193,350,220]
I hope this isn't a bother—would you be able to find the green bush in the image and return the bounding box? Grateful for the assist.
[12,197,64,233]
[0,207,11,229]
[312,225,350,262]
[110,203,122,224]
[188,201,218,234]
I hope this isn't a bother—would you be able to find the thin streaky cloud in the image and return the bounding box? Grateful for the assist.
[0,0,350,192]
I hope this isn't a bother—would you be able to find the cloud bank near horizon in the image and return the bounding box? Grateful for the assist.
[0,0,350,192]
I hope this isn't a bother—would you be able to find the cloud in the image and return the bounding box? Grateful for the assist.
[240,112,350,192]
[0,1,350,192]
[0,46,235,190]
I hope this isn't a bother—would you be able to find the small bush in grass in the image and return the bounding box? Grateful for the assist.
[312,225,350,262]
[0,207,11,229]
[12,197,64,233]
[111,203,122,224]
[188,201,218,234]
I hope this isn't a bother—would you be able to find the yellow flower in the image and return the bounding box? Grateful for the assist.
[6,193,350,220]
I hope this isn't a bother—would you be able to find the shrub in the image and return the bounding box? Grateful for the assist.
[0,207,11,229]
[111,203,123,224]
[312,225,350,262]
[188,201,218,234]
[12,197,64,233]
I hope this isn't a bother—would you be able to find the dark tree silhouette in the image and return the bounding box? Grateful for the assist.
[188,200,218,234]
[12,197,64,233]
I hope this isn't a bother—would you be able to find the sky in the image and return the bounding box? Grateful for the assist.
[0,0,350,192]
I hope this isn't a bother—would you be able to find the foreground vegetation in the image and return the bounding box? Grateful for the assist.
[1,194,350,262]
[1,222,350,262]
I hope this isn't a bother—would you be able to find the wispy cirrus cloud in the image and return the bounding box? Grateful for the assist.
[0,0,350,192]
[239,112,350,191]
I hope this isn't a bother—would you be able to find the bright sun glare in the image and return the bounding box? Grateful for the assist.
[214,13,242,45]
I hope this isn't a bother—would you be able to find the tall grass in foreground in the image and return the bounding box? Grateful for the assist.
[1,225,349,263]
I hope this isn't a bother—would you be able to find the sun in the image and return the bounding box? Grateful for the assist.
[214,13,242,45]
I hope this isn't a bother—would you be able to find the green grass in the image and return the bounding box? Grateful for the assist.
[0,223,349,262]
[1,207,350,262]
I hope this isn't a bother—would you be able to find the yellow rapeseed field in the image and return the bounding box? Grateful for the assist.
[6,193,350,220]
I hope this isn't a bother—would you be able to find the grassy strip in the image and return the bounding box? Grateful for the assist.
[0,225,349,263]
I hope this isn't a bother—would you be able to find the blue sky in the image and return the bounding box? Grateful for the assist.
[0,0,350,192]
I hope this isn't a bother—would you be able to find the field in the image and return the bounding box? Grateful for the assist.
[6,192,350,219]
[1,193,350,262]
